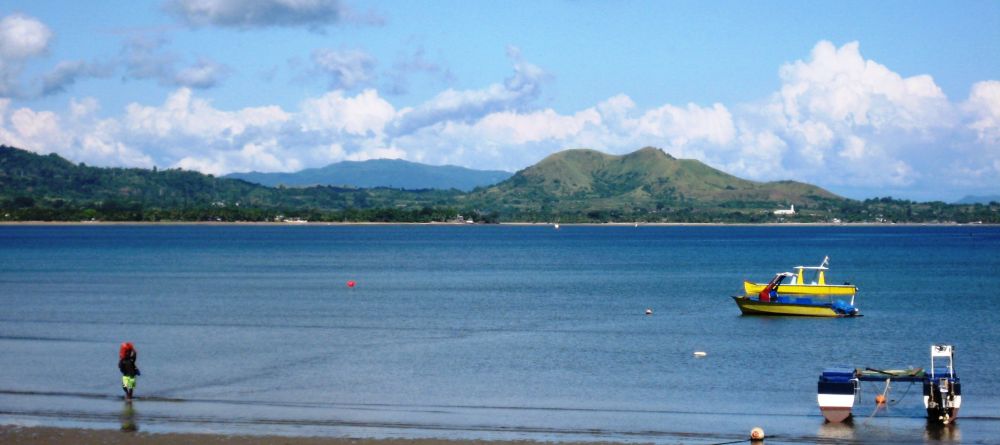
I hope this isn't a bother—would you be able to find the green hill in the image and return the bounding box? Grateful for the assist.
[3,144,997,223]
[0,145,461,222]
[462,147,844,221]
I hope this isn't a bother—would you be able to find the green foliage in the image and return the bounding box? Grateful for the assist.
[0,145,463,222]
[2,145,998,224]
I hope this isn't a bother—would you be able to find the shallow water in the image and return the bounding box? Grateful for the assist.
[1,224,998,443]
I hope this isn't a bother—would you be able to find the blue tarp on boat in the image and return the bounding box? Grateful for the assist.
[820,367,856,383]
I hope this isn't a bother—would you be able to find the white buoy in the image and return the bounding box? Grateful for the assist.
[750,426,765,441]
[645,308,653,315]
[554,223,560,229]
[693,351,707,357]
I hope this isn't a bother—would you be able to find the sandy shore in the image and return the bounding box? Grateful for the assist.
[0,220,986,226]
[0,425,635,445]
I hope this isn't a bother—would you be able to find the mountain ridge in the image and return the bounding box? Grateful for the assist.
[956,194,1000,205]
[225,158,512,191]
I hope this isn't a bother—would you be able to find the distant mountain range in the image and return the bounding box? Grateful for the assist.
[226,159,512,191]
[955,195,1000,204]
[3,144,997,223]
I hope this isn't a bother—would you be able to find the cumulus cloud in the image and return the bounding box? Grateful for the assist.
[299,88,394,135]
[965,80,1000,146]
[163,0,380,29]
[3,40,998,200]
[0,97,154,167]
[0,13,53,97]
[0,14,51,59]
[760,40,960,188]
[0,13,113,98]
[778,41,950,130]
[311,48,376,90]
[634,103,735,147]
[124,88,290,140]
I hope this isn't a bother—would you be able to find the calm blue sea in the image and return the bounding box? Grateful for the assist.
[1,224,999,444]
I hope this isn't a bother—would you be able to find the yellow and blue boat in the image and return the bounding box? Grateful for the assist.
[742,256,856,295]
[732,272,860,317]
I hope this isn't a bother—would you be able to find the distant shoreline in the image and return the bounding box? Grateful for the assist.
[0,220,993,227]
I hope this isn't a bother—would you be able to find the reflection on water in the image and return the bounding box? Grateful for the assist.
[120,402,138,432]
[817,415,966,444]
[924,422,960,442]
[817,417,856,441]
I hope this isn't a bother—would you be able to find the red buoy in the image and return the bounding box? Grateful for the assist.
[347,280,356,288]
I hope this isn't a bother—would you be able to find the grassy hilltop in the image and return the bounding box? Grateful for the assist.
[462,147,843,222]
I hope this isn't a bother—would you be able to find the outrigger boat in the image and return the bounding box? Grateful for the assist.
[732,272,860,317]
[743,256,857,295]
[817,344,961,424]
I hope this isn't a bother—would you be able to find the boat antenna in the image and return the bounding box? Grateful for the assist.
[821,256,829,268]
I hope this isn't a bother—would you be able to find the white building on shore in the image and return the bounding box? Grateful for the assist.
[773,205,795,215]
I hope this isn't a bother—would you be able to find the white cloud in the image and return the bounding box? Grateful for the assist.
[176,139,301,175]
[778,41,950,130]
[299,88,395,136]
[0,97,154,168]
[476,109,601,144]
[756,41,967,189]
[965,80,1000,146]
[596,94,635,122]
[174,58,230,89]
[163,0,373,29]
[311,48,376,90]
[70,97,100,119]
[0,14,51,59]
[8,107,64,147]
[719,128,788,180]
[390,46,546,136]
[124,88,290,139]
[0,13,53,97]
[2,40,998,200]
[634,102,735,147]
[838,135,867,161]
[0,14,111,98]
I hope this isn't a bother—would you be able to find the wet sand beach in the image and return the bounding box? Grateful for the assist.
[0,425,632,445]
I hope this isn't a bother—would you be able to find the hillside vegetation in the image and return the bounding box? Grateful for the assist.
[0,145,462,222]
[462,147,845,222]
[2,145,997,223]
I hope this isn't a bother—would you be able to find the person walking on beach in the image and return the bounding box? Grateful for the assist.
[118,342,140,400]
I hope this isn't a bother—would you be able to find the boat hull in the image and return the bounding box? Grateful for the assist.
[744,281,856,295]
[924,379,962,424]
[732,296,853,317]
[818,368,858,423]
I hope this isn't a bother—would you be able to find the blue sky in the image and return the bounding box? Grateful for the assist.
[1,0,998,201]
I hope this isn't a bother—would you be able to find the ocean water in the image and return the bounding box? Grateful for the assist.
[0,224,998,444]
